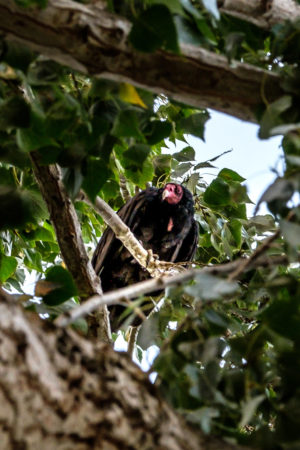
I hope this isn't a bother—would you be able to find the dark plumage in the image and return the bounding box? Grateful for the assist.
[92,183,198,331]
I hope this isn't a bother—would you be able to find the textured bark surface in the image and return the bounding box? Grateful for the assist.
[0,0,286,122]
[219,0,300,28]
[0,289,249,450]
[30,154,111,342]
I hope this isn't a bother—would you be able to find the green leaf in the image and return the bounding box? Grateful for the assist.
[42,266,77,306]
[173,146,195,162]
[204,309,229,332]
[225,32,245,61]
[0,186,43,230]
[82,159,112,202]
[129,5,179,53]
[124,157,154,188]
[203,178,231,206]
[61,167,83,200]
[0,97,31,130]
[184,273,239,301]
[17,126,56,152]
[180,112,210,140]
[259,96,292,139]
[0,254,17,282]
[194,161,215,170]
[174,16,206,46]
[15,0,47,7]
[195,18,218,45]
[151,0,184,15]
[255,178,294,214]
[186,172,200,193]
[3,40,35,72]
[27,60,65,86]
[112,110,144,141]
[145,120,172,145]
[21,226,55,242]
[0,167,15,186]
[229,219,242,248]
[218,168,245,183]
[280,220,300,247]
[123,144,151,166]
[172,161,192,177]
[285,154,300,166]
[153,154,172,179]
[239,395,265,428]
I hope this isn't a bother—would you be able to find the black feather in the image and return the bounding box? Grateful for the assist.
[92,184,198,331]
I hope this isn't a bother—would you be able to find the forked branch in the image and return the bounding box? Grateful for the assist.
[55,253,294,328]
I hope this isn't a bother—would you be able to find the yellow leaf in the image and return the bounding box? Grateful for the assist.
[119,83,147,108]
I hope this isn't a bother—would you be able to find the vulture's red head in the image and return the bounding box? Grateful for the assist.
[162,183,183,205]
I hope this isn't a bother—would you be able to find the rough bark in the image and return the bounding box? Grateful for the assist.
[0,288,249,450]
[0,0,286,122]
[30,155,111,342]
[219,0,300,28]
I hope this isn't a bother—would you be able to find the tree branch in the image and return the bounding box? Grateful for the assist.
[80,191,179,278]
[30,155,111,342]
[55,253,294,328]
[0,0,285,122]
[219,0,300,29]
[0,287,250,450]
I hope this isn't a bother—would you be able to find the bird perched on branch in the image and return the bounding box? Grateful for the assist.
[92,183,198,331]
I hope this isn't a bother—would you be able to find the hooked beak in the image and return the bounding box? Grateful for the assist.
[162,190,170,201]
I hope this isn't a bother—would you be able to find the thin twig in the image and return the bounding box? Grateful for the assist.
[127,326,139,358]
[119,174,131,202]
[228,211,295,281]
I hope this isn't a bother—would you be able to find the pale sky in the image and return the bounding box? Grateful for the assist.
[166,110,283,215]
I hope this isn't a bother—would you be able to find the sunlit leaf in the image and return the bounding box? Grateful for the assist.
[0,254,17,282]
[119,83,147,108]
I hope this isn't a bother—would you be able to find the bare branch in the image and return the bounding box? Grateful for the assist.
[55,253,294,328]
[127,326,140,358]
[30,155,111,342]
[0,0,285,122]
[228,210,296,281]
[119,174,131,203]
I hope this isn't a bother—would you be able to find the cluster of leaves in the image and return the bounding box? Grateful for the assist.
[0,1,300,449]
[144,267,300,449]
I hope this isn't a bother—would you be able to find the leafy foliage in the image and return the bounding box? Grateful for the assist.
[0,1,300,449]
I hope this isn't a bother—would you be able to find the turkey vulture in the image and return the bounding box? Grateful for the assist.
[92,183,198,331]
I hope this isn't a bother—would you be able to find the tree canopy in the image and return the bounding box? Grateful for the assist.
[0,0,300,449]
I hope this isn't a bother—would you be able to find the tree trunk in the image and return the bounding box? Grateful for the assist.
[0,0,288,122]
[0,288,249,450]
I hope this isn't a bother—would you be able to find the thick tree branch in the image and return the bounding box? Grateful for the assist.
[219,0,300,29]
[30,155,111,342]
[55,253,293,328]
[0,0,286,122]
[0,287,249,450]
